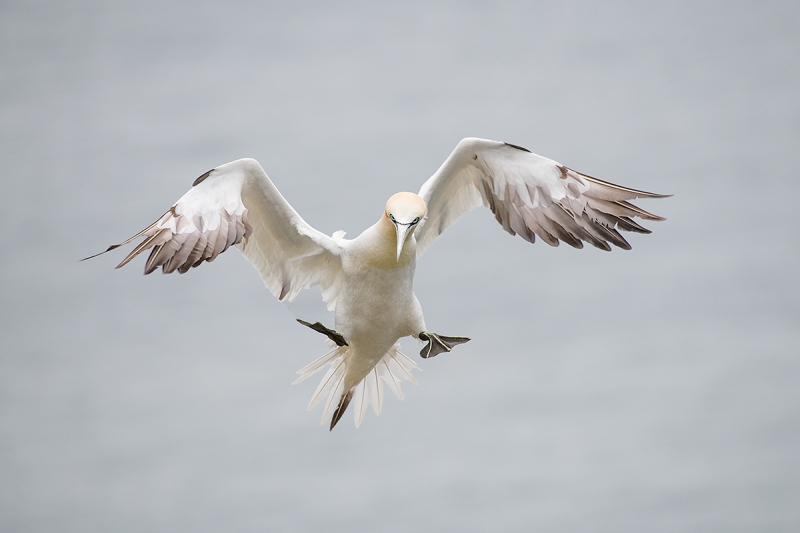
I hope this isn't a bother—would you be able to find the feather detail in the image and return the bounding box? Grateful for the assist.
[292,346,343,384]
[295,343,420,428]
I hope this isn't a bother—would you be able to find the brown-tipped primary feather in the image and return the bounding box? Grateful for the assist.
[164,232,200,274]
[193,227,217,267]
[159,233,188,274]
[181,233,208,273]
[145,238,180,274]
[540,206,585,249]
[144,244,164,275]
[520,210,558,246]
[583,205,652,235]
[80,243,124,262]
[573,169,672,201]
[115,227,170,269]
[80,210,170,262]
[585,197,659,221]
[617,216,651,233]
[576,211,631,250]
[528,210,562,247]
[614,200,666,221]
[550,204,610,250]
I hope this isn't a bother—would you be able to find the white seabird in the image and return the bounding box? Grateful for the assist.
[87,138,668,429]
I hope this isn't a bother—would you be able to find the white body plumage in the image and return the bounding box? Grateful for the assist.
[336,230,425,391]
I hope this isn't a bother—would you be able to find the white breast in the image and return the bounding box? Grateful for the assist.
[332,224,426,385]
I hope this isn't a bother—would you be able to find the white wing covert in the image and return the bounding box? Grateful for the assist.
[416,138,669,255]
[95,158,344,309]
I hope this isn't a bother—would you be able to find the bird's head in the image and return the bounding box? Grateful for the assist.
[384,192,427,261]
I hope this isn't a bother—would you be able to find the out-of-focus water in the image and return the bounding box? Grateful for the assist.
[1,2,798,531]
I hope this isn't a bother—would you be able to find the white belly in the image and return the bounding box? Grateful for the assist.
[334,261,425,388]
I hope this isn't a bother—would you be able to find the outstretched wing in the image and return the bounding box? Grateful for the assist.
[415,138,669,255]
[89,158,344,309]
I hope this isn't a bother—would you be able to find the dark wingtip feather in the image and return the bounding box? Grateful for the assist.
[82,209,173,265]
[114,228,167,270]
[592,221,631,250]
[79,243,122,262]
[572,169,672,199]
[616,200,666,221]
[192,169,214,187]
[504,142,531,153]
[586,238,612,251]
[616,216,652,234]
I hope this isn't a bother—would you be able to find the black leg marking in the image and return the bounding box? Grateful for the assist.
[330,389,353,431]
[419,332,471,359]
[296,319,348,347]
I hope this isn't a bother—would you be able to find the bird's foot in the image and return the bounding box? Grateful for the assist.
[296,319,348,347]
[418,332,470,359]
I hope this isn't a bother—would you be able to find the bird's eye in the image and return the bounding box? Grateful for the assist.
[412,217,420,224]
[389,214,396,222]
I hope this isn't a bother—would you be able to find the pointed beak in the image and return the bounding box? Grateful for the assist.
[395,222,411,261]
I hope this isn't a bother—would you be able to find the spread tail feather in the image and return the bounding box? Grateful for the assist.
[293,343,420,429]
[329,389,353,430]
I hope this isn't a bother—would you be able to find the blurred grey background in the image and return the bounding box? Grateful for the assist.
[1,1,798,532]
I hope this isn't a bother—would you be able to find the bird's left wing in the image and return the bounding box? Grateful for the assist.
[89,158,344,309]
[415,137,669,255]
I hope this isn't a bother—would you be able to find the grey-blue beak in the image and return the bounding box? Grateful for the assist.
[395,222,411,261]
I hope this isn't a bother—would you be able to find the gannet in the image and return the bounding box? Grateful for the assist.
[87,138,668,429]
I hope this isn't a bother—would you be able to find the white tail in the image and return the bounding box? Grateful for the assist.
[293,343,421,427]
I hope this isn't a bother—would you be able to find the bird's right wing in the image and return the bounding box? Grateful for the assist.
[415,138,669,255]
[89,158,344,309]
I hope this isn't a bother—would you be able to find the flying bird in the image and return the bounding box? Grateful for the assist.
[87,138,668,430]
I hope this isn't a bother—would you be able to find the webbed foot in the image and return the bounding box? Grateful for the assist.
[296,319,348,347]
[418,332,470,359]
